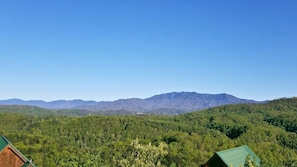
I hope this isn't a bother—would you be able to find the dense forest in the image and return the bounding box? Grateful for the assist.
[1,98,297,166]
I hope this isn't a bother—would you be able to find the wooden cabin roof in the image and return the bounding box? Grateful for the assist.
[0,136,36,167]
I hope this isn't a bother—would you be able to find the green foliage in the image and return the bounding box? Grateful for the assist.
[265,114,297,133]
[207,123,248,139]
[118,139,168,167]
[244,155,258,167]
[277,133,297,150]
[0,98,297,166]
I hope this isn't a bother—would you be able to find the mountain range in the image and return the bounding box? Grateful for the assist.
[0,92,259,115]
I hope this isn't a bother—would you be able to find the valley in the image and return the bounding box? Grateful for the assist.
[0,97,296,166]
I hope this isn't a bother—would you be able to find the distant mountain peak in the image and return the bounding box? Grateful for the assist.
[0,92,258,115]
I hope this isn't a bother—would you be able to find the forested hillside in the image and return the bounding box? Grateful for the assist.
[0,98,297,166]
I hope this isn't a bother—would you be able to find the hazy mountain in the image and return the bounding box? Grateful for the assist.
[0,98,97,109]
[0,92,258,114]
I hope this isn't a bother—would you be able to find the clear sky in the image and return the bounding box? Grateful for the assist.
[0,0,296,101]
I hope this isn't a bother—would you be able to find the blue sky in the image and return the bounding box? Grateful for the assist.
[0,0,296,101]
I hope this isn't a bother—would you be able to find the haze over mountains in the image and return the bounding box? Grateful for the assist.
[0,92,258,114]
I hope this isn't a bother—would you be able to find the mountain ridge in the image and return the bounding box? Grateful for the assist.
[0,92,259,114]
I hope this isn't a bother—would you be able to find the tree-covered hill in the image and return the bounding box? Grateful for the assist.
[0,105,134,117]
[0,98,297,166]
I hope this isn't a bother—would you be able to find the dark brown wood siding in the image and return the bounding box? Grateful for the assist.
[202,154,228,167]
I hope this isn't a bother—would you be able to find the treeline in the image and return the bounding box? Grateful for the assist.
[0,98,297,166]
